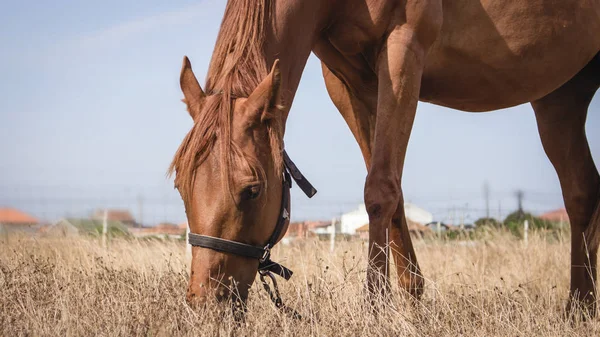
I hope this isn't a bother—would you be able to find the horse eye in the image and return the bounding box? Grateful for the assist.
[241,184,261,200]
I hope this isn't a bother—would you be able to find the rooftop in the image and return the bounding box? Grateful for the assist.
[0,207,39,224]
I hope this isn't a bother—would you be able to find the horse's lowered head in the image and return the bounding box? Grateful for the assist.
[170,56,288,307]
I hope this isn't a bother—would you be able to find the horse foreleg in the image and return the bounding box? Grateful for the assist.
[365,4,441,299]
[531,53,600,318]
[321,56,424,300]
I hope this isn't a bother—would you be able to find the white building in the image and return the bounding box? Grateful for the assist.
[340,204,370,235]
[404,203,433,224]
[339,203,433,235]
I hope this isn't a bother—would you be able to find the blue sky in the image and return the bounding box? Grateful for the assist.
[1,0,599,225]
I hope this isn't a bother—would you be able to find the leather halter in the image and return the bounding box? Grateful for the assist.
[187,150,316,281]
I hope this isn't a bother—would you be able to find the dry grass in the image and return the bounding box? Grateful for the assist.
[1,230,598,336]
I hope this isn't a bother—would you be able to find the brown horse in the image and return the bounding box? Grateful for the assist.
[170,0,600,316]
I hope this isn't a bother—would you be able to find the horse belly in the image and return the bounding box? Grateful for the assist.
[419,0,600,112]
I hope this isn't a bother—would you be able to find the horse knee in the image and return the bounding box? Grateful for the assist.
[364,173,401,222]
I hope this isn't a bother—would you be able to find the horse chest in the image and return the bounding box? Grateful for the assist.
[325,1,394,56]
[326,25,379,56]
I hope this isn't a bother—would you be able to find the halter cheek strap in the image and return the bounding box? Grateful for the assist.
[187,150,316,280]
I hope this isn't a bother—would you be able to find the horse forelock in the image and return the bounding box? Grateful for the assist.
[168,0,283,203]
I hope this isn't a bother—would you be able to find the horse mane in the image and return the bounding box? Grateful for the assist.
[168,0,283,202]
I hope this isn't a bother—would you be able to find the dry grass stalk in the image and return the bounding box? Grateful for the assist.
[1,230,598,336]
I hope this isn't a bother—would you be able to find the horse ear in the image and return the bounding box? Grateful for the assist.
[180,56,205,119]
[245,59,282,124]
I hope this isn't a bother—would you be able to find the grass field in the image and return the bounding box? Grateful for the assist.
[1,230,598,336]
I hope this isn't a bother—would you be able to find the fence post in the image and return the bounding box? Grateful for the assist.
[102,209,108,248]
[523,219,529,247]
[329,217,336,253]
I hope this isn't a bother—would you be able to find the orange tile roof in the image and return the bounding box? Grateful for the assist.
[539,208,569,223]
[355,223,369,232]
[0,207,39,224]
[93,209,136,223]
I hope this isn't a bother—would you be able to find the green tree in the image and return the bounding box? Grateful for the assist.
[474,217,500,227]
[503,210,554,237]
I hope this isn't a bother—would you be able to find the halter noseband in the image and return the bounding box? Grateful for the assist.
[187,150,316,280]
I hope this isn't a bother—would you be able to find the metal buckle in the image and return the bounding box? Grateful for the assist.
[259,245,271,263]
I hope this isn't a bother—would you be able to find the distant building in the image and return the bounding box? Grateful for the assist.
[340,204,369,235]
[0,207,39,225]
[285,222,310,239]
[0,207,40,235]
[339,203,433,235]
[425,221,475,233]
[408,221,434,238]
[92,209,138,227]
[355,220,433,240]
[539,208,569,225]
[404,203,433,224]
[284,220,331,240]
[129,222,186,239]
[308,221,334,235]
[355,223,369,240]
[425,221,452,232]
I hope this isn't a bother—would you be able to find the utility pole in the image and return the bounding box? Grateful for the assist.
[498,201,502,223]
[515,190,524,219]
[483,181,490,219]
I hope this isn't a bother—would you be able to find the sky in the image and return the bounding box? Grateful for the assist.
[1,0,599,225]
